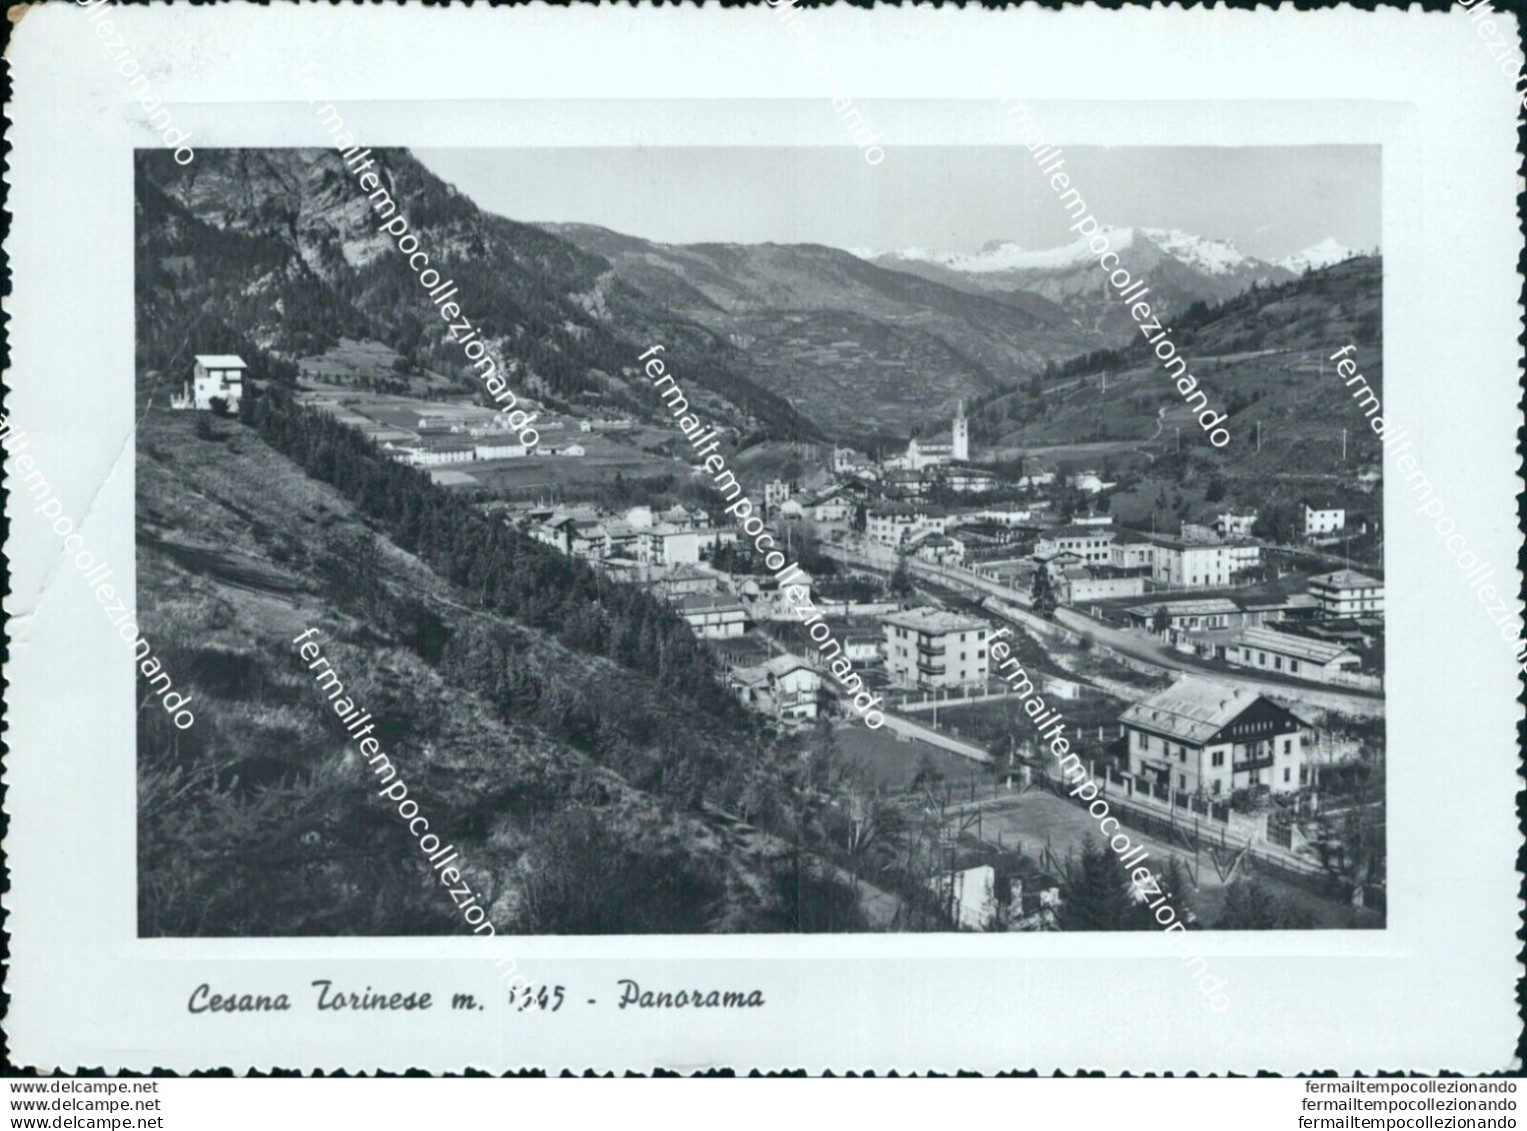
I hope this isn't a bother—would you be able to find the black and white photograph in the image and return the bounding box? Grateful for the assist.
[134,142,1388,944]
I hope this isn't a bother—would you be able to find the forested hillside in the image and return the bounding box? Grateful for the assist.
[135,388,859,936]
[135,150,816,439]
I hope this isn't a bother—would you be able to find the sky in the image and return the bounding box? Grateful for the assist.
[415,146,1381,263]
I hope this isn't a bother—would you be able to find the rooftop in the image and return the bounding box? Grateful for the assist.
[1041,524,1118,541]
[1119,677,1286,745]
[194,354,247,369]
[881,606,990,636]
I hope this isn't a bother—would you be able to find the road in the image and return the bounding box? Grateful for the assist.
[1049,605,1383,718]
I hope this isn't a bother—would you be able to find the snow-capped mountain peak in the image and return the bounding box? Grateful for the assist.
[1276,238,1357,274]
[1136,228,1253,277]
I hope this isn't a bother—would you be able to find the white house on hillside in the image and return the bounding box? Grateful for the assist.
[1303,500,1346,537]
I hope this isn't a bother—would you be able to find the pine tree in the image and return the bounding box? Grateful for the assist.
[1057,837,1150,931]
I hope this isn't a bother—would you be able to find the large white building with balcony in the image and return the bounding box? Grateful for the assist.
[1120,677,1307,796]
[881,607,990,690]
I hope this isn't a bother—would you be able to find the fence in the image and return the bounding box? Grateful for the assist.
[875,712,991,764]
[896,686,1017,714]
[1035,762,1327,887]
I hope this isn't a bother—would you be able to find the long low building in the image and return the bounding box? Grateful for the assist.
[1226,625,1362,683]
[1060,567,1148,606]
[1125,598,1242,632]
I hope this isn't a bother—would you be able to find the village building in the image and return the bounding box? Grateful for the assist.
[1125,598,1243,634]
[1106,529,1158,570]
[838,626,883,665]
[742,572,816,622]
[763,479,792,516]
[1033,548,1085,579]
[936,465,999,494]
[1120,677,1308,796]
[1148,535,1261,588]
[640,565,720,600]
[1215,509,1259,538]
[809,493,855,523]
[1237,593,1323,626]
[637,524,701,567]
[406,444,476,467]
[1307,569,1385,617]
[1058,567,1148,606]
[832,445,869,474]
[910,531,966,566]
[1069,470,1114,494]
[881,607,991,690]
[881,468,930,500]
[603,520,642,560]
[1226,626,1363,683]
[1302,499,1346,537]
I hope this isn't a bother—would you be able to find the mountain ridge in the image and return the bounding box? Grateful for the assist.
[539,221,1110,443]
[854,226,1300,338]
[135,148,821,441]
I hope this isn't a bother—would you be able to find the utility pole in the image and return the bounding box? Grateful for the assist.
[1256,420,1262,452]
[1341,427,1347,462]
